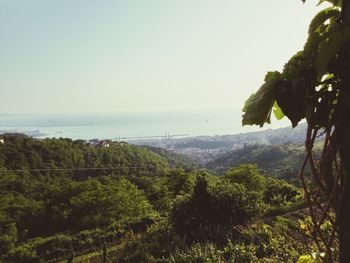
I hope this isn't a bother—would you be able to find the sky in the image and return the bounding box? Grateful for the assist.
[0,0,325,114]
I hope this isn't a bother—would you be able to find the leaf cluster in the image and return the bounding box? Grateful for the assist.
[243,2,350,129]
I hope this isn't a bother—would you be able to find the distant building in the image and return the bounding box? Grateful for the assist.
[88,139,110,148]
[0,138,4,144]
[99,141,110,148]
[118,141,128,146]
[88,139,100,147]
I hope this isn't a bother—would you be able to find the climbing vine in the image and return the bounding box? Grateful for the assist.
[242,0,350,261]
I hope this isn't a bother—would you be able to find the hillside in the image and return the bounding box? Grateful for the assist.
[142,145,200,171]
[0,135,326,262]
[0,134,183,177]
[0,135,200,261]
[206,144,308,184]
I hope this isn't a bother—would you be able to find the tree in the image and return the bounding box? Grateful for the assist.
[224,164,265,192]
[242,0,350,261]
[0,214,18,257]
[170,176,262,240]
[264,178,299,206]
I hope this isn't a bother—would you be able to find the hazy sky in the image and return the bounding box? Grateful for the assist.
[1,0,325,114]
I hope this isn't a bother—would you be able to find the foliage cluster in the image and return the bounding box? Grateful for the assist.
[170,176,263,240]
[118,215,320,263]
[170,165,301,242]
[207,143,321,184]
[0,135,198,261]
[242,0,350,129]
[0,135,308,262]
[0,135,169,177]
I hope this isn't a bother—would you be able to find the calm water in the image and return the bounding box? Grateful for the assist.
[0,110,289,140]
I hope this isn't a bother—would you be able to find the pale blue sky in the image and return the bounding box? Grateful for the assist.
[0,0,325,114]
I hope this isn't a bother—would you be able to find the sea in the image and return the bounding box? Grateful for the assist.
[0,110,291,140]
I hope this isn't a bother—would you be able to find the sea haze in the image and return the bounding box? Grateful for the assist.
[0,110,290,140]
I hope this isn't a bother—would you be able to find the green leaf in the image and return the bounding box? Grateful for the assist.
[315,24,350,75]
[308,7,340,34]
[275,66,315,127]
[304,31,324,52]
[273,101,285,120]
[282,51,312,79]
[317,0,341,7]
[320,73,335,83]
[242,71,282,127]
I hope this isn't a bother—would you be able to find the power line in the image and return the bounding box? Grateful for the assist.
[0,159,295,173]
[0,166,158,173]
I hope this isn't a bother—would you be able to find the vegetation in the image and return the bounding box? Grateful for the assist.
[207,144,313,184]
[224,164,266,191]
[242,0,350,261]
[0,134,169,176]
[116,212,323,263]
[170,176,263,240]
[142,146,200,171]
[0,135,185,261]
[0,134,322,262]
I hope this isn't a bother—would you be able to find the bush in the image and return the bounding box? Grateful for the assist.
[0,214,18,256]
[264,178,300,206]
[170,177,263,240]
[224,164,265,192]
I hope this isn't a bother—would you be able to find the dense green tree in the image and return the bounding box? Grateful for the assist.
[264,178,299,206]
[170,176,262,239]
[0,214,18,256]
[224,164,265,192]
[69,178,156,230]
[127,175,173,213]
[167,168,195,196]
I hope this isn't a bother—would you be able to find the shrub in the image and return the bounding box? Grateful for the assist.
[170,177,263,240]
[264,178,300,206]
[224,164,265,192]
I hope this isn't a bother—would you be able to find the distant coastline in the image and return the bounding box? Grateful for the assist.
[0,110,292,140]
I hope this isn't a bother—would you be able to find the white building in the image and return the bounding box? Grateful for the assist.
[0,139,4,144]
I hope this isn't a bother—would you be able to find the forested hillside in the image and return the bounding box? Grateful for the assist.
[0,135,327,262]
[142,146,200,171]
[0,135,194,261]
[206,144,322,185]
[0,134,172,176]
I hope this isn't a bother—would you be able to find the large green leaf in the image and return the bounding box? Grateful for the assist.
[308,7,340,34]
[315,24,350,75]
[275,65,315,127]
[304,30,325,53]
[282,51,311,79]
[242,71,282,127]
